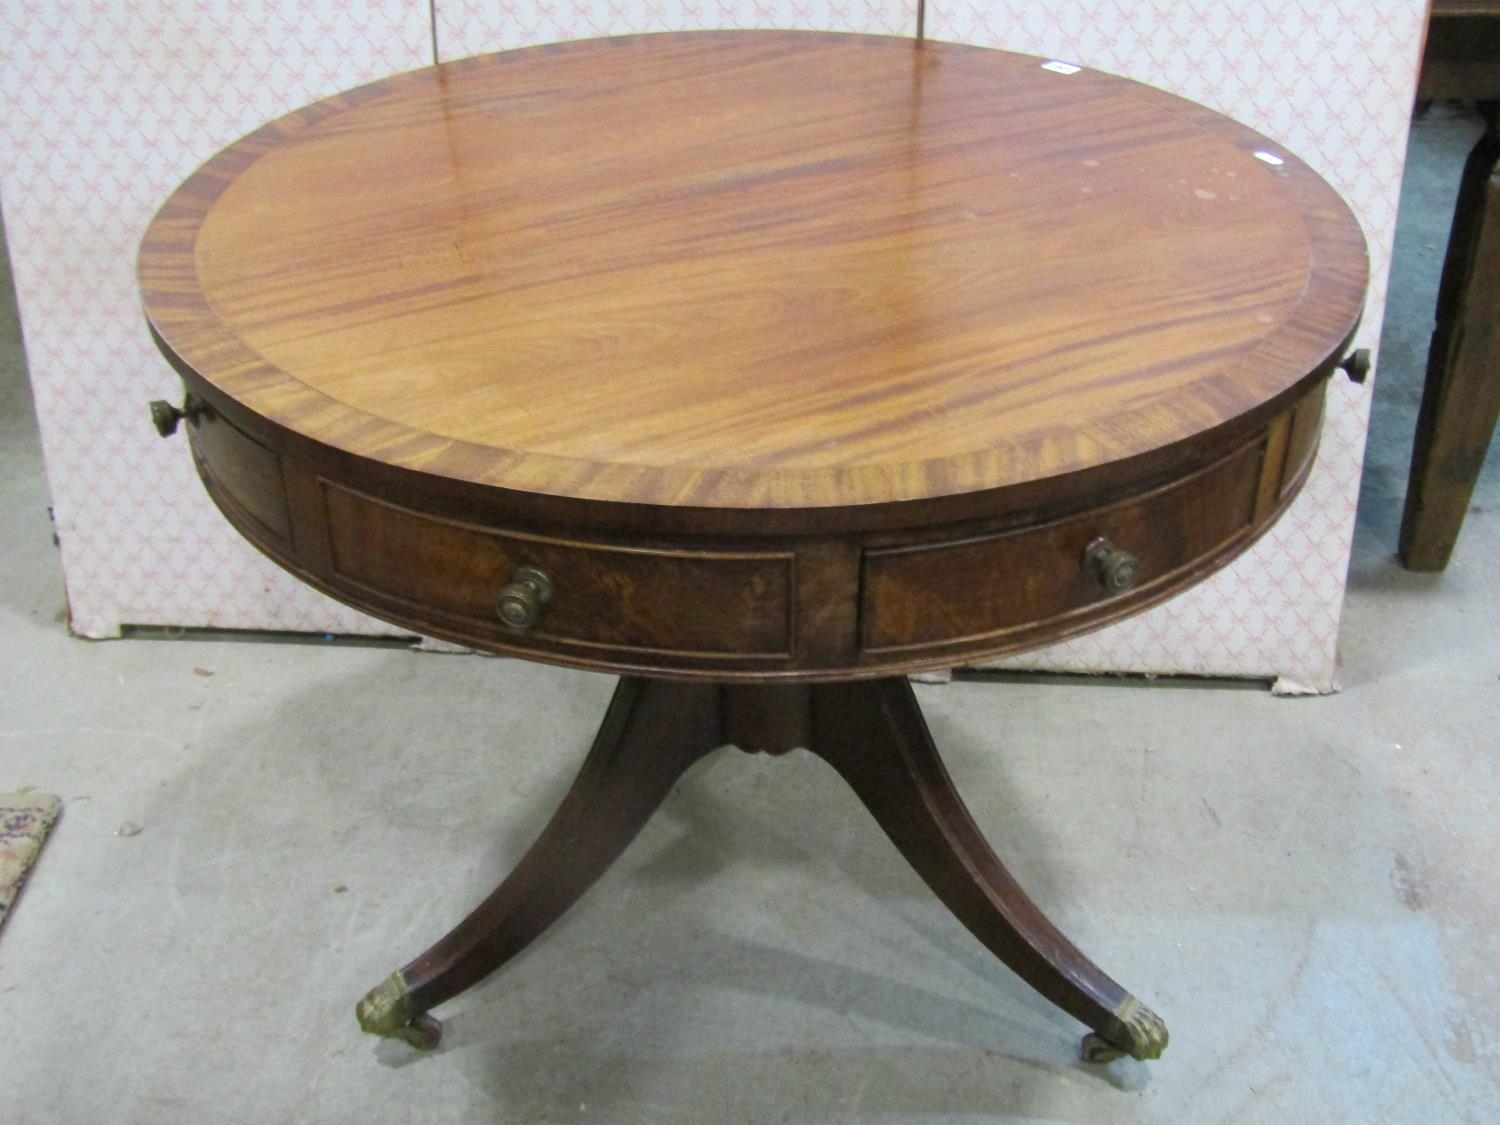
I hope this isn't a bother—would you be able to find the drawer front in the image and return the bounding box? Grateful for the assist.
[190,409,292,547]
[860,439,1265,654]
[320,482,794,659]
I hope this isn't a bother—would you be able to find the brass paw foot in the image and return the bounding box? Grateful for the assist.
[1080,996,1168,1062]
[356,971,443,1050]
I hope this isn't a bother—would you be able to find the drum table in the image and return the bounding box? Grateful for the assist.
[139,32,1368,1065]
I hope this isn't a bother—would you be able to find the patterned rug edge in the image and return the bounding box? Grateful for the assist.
[0,791,62,935]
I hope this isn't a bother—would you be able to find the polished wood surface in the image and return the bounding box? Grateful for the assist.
[861,434,1265,654]
[141,31,1366,519]
[182,379,1323,679]
[144,30,1365,680]
[1401,3,1500,569]
[1422,2,1500,102]
[1434,0,1500,12]
[143,30,1371,1066]
[1401,108,1500,569]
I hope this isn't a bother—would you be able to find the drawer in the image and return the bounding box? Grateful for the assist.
[860,439,1264,654]
[190,408,292,548]
[320,482,794,659]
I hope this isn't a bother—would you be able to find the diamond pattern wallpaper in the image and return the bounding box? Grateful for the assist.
[0,1,434,637]
[0,1,1425,689]
[920,1,1425,688]
[432,1,915,56]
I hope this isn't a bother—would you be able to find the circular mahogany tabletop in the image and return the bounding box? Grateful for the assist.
[140,31,1367,523]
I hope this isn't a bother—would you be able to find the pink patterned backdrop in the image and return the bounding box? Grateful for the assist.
[0,1,1425,689]
[0,1,434,638]
[433,1,915,55]
[919,1,1427,689]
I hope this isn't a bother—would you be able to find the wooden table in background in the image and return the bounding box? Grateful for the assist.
[1402,0,1500,569]
[139,32,1368,1066]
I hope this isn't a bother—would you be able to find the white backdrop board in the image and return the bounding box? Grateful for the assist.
[0,1,1425,690]
[921,1,1425,691]
[0,2,434,638]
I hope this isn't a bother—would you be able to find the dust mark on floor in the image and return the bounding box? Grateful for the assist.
[1392,852,1428,911]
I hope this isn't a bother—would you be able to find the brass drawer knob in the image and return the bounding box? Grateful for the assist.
[496,565,554,632]
[1084,537,1141,594]
[1339,348,1371,385]
[149,396,202,437]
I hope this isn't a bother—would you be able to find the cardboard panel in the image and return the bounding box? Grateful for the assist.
[433,1,916,59]
[0,3,434,636]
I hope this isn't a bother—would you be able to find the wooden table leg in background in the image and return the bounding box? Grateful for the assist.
[356,677,1169,1063]
[1401,103,1500,570]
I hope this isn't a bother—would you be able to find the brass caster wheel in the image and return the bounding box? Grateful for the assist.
[1080,1031,1128,1063]
[401,1013,444,1051]
[357,971,443,1050]
[1080,996,1169,1063]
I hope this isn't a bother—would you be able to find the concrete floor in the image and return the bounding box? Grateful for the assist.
[2,110,1499,1125]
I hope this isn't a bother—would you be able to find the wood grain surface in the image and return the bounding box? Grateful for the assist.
[143,33,1370,1055]
[1401,113,1500,569]
[140,31,1367,517]
[379,675,1167,1059]
[145,31,1367,679]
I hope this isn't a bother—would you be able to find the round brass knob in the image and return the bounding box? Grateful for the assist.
[149,399,185,437]
[149,396,203,437]
[1338,348,1371,385]
[1084,537,1141,594]
[496,565,554,632]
